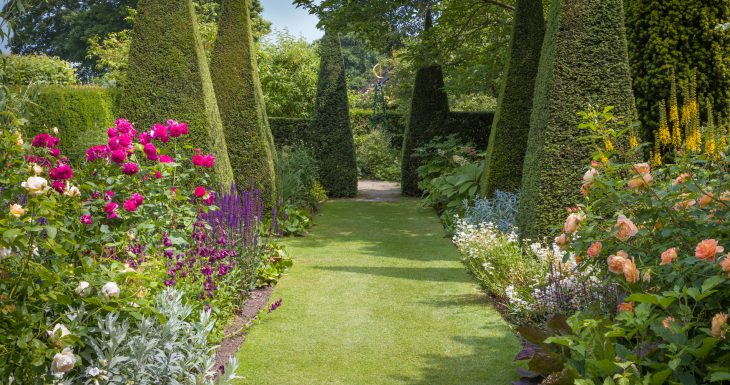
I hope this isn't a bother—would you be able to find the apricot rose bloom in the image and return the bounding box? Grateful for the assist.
[623,258,640,283]
[712,313,728,339]
[587,242,602,258]
[633,163,651,175]
[662,316,675,329]
[720,255,730,275]
[660,247,678,265]
[607,251,629,274]
[618,302,635,313]
[673,173,690,186]
[555,233,569,249]
[698,192,714,207]
[615,215,638,242]
[563,213,583,234]
[695,239,725,262]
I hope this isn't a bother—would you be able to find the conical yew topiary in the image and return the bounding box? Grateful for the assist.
[210,0,277,204]
[517,0,637,240]
[480,0,545,196]
[309,31,358,198]
[119,0,233,187]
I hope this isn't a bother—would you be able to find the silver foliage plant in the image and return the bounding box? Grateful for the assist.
[462,190,519,234]
[63,289,240,385]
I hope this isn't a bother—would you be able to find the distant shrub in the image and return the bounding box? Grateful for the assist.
[279,145,326,213]
[355,129,401,182]
[0,54,77,86]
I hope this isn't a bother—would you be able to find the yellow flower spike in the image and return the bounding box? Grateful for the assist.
[629,133,639,150]
[603,138,614,152]
[657,100,671,146]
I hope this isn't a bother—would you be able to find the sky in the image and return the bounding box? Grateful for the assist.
[0,0,322,53]
[261,0,322,42]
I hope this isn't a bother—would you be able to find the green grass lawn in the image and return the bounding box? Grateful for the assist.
[233,199,519,384]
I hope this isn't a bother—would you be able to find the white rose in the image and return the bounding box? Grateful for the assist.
[86,367,100,377]
[75,281,90,297]
[52,127,59,135]
[101,282,120,300]
[582,168,598,184]
[47,324,71,347]
[16,132,23,146]
[51,348,76,376]
[64,184,80,197]
[21,176,49,196]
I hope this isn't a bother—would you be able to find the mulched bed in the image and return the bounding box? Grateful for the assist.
[213,285,275,372]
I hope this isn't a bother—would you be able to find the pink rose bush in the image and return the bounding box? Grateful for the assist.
[0,117,289,383]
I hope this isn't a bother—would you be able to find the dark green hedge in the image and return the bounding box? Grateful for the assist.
[350,109,406,151]
[309,32,358,198]
[28,85,115,161]
[481,0,545,196]
[400,65,450,197]
[446,112,494,150]
[119,0,234,187]
[270,117,311,147]
[517,0,637,240]
[210,0,277,204]
[625,0,730,141]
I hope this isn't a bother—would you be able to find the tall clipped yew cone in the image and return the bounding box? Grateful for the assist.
[119,0,233,187]
[400,64,450,197]
[210,0,277,204]
[517,0,636,240]
[309,31,357,197]
[480,0,545,196]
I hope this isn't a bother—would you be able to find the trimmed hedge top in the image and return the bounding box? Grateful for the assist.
[211,0,277,204]
[119,0,233,187]
[1,54,77,86]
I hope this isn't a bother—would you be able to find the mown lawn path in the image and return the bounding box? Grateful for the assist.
[234,191,519,384]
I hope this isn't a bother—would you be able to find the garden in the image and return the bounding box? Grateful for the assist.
[0,0,728,384]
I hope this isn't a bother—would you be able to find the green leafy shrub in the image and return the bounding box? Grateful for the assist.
[119,0,233,187]
[279,145,327,214]
[481,0,545,196]
[256,241,293,287]
[355,129,401,182]
[211,0,277,205]
[0,54,77,86]
[309,32,358,197]
[27,85,116,161]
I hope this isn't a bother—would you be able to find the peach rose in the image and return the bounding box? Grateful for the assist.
[9,204,25,218]
[672,173,690,186]
[627,173,653,189]
[660,248,678,265]
[563,213,583,234]
[615,215,639,242]
[623,258,640,283]
[662,316,675,329]
[695,239,725,262]
[587,242,602,258]
[608,251,629,274]
[698,192,714,207]
[712,313,728,339]
[555,233,569,249]
[633,163,651,175]
[674,199,696,210]
[720,254,730,275]
[721,191,730,202]
[618,302,635,313]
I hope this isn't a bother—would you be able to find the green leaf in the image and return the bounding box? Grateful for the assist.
[3,228,21,242]
[710,372,730,382]
[45,225,57,239]
[702,276,725,293]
